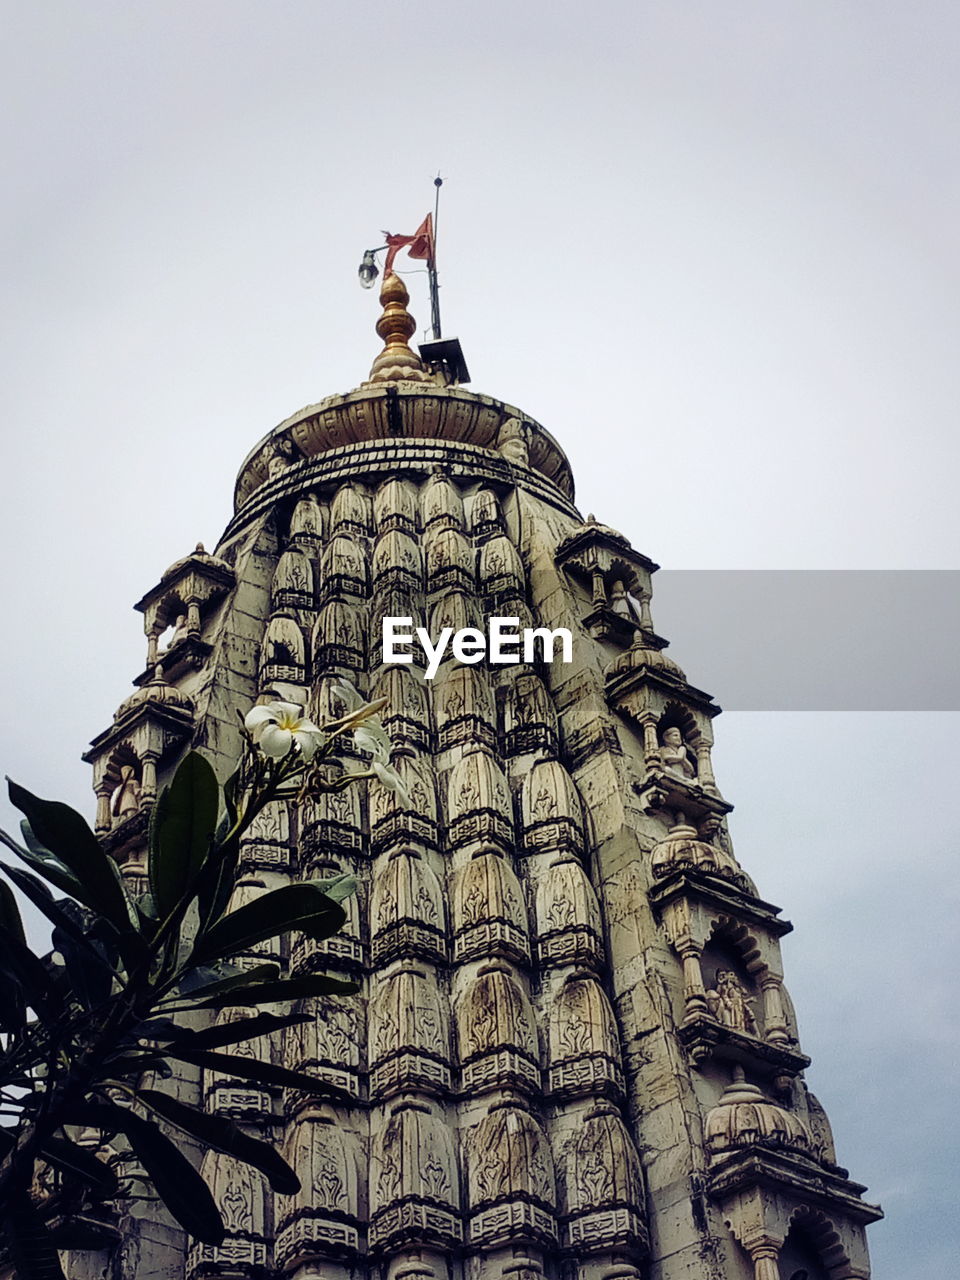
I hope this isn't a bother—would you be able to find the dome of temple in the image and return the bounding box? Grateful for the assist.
[651,823,744,882]
[114,673,194,722]
[606,640,686,682]
[705,1077,812,1160]
[160,542,232,584]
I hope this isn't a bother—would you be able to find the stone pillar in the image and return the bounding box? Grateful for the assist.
[760,975,790,1045]
[141,751,159,803]
[95,781,113,833]
[186,597,202,635]
[694,742,718,791]
[747,1244,780,1280]
[146,628,160,666]
[680,944,709,1022]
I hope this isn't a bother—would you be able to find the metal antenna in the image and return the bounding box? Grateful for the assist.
[428,174,443,340]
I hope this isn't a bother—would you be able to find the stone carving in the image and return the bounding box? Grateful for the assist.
[373,528,423,588]
[562,1106,648,1252]
[456,967,538,1086]
[435,664,496,749]
[421,472,464,531]
[312,599,365,671]
[289,493,324,545]
[452,851,529,964]
[369,1104,461,1250]
[536,857,604,969]
[272,547,314,607]
[374,476,418,532]
[497,417,529,466]
[291,878,363,972]
[429,589,481,644]
[369,967,449,1095]
[275,1111,361,1266]
[548,978,623,1099]
[284,997,360,1101]
[371,849,446,964]
[268,436,298,478]
[706,969,759,1035]
[320,534,369,600]
[425,525,475,589]
[330,481,371,535]
[111,764,142,822]
[370,753,437,852]
[704,1070,813,1160]
[468,1106,554,1209]
[447,750,513,851]
[187,1152,268,1278]
[468,487,502,537]
[260,612,306,682]
[479,534,525,596]
[521,758,584,855]
[659,725,697,779]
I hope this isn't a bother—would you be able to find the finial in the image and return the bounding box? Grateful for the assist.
[365,273,430,384]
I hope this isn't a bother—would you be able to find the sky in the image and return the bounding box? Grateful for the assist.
[1,3,958,1274]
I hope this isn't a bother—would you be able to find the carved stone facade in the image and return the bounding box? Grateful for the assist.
[86,275,881,1280]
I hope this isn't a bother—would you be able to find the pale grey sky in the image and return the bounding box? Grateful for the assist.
[1,4,958,1274]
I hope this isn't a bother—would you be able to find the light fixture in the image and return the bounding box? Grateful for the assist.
[358,249,380,289]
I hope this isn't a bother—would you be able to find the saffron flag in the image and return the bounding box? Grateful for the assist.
[384,213,435,274]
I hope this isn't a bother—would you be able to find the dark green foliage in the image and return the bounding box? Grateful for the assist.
[0,743,360,1279]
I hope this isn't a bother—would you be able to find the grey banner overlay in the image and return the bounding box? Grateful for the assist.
[649,570,959,711]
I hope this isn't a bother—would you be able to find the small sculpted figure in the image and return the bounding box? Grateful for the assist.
[706,969,758,1035]
[111,765,141,821]
[659,725,696,779]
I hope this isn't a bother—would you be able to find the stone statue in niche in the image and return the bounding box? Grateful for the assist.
[706,970,758,1035]
[659,726,696,779]
[111,765,142,821]
[164,614,190,651]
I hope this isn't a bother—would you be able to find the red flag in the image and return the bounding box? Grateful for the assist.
[384,213,434,275]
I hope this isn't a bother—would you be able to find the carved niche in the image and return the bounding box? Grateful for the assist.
[239,799,290,871]
[275,1108,361,1266]
[451,850,530,966]
[259,612,307,686]
[374,476,418,535]
[420,472,464,532]
[434,664,497,752]
[456,963,540,1095]
[520,758,584,857]
[136,543,235,676]
[204,1004,274,1118]
[370,848,447,966]
[447,749,514,853]
[368,966,450,1098]
[468,487,503,541]
[425,526,475,594]
[284,995,362,1103]
[372,528,423,593]
[312,599,365,673]
[560,1104,648,1255]
[272,546,315,610]
[329,482,372,537]
[535,857,604,971]
[187,1153,268,1278]
[547,976,623,1101]
[373,666,432,753]
[468,1105,556,1248]
[503,671,559,758]
[370,752,438,854]
[320,534,369,603]
[370,1101,461,1252]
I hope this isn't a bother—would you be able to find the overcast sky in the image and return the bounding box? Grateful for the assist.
[1,4,957,1275]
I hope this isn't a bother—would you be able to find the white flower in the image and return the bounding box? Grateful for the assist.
[353,721,391,761]
[244,701,326,760]
[370,758,412,807]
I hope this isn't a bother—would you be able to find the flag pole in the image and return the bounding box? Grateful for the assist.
[429,174,442,340]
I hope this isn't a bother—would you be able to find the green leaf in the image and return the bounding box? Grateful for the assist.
[310,873,358,904]
[149,753,220,918]
[6,782,135,935]
[71,1100,224,1245]
[3,1193,67,1280]
[0,862,115,975]
[191,883,346,966]
[189,972,360,1008]
[137,1088,300,1194]
[0,884,62,1025]
[164,1046,352,1101]
[162,1010,308,1053]
[175,960,279,998]
[40,1135,119,1198]
[0,825,86,910]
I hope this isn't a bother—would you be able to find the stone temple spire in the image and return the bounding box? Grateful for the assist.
[82,271,883,1280]
[365,271,430,384]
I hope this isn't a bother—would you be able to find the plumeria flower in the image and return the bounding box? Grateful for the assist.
[352,720,392,760]
[244,700,327,760]
[325,677,389,733]
[370,758,412,807]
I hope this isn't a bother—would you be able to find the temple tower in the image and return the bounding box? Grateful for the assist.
[85,274,882,1280]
